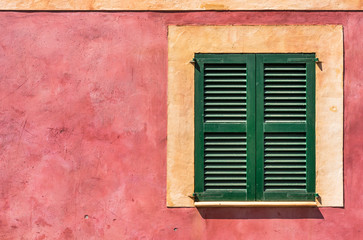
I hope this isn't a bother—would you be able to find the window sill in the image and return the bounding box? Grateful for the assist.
[194,201,317,207]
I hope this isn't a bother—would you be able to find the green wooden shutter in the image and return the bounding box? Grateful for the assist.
[194,54,256,201]
[255,54,316,201]
[194,53,316,202]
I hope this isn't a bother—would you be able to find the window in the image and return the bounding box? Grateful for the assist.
[167,25,343,207]
[193,53,316,202]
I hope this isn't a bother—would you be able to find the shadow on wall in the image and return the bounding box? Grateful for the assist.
[197,207,324,219]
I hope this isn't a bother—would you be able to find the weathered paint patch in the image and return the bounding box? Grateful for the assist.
[167,25,343,207]
[201,3,227,10]
[0,0,361,10]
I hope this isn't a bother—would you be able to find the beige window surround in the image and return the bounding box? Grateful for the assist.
[167,25,343,207]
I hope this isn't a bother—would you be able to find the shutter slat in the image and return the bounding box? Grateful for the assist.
[205,159,247,163]
[264,85,306,88]
[205,142,246,145]
[265,91,306,94]
[265,80,306,83]
[265,135,306,139]
[205,96,246,100]
[205,85,246,88]
[205,165,247,169]
[205,73,247,77]
[205,147,246,151]
[205,80,246,83]
[205,183,247,186]
[205,67,247,71]
[264,114,306,117]
[204,109,246,112]
[264,182,306,186]
[264,96,306,100]
[205,153,247,157]
[264,67,306,71]
[264,153,306,157]
[264,148,306,151]
[264,73,306,76]
[205,90,247,94]
[264,165,306,169]
[264,109,306,112]
[205,102,246,106]
[264,160,306,163]
[265,103,306,106]
[205,171,247,175]
[265,142,306,146]
[205,177,247,181]
[205,114,247,118]
[205,135,246,139]
[265,176,306,180]
[264,171,306,175]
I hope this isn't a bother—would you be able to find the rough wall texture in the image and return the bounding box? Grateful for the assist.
[0,0,362,10]
[0,11,362,239]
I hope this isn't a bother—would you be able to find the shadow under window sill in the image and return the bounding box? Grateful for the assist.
[196,205,325,219]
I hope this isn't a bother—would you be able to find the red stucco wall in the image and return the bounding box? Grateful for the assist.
[0,11,362,239]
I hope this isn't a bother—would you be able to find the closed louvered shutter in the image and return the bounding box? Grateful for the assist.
[256,54,315,201]
[194,54,256,201]
[193,53,315,202]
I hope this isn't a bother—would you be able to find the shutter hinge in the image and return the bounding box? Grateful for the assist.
[314,193,321,203]
[189,193,197,201]
[315,58,321,63]
[190,58,196,64]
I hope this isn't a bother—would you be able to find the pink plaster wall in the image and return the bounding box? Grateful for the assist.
[0,11,362,239]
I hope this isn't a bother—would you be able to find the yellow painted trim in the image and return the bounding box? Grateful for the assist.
[195,201,317,207]
[0,0,361,10]
[167,25,343,207]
